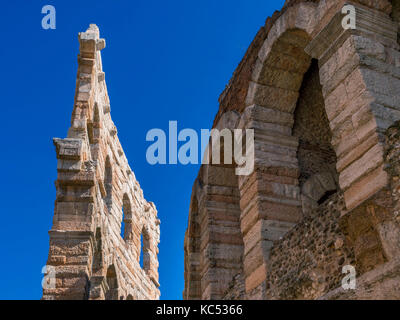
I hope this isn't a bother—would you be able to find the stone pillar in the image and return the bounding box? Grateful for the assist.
[237,105,303,298]
[184,187,202,300]
[198,165,244,299]
[144,217,161,288]
[43,138,96,300]
[183,112,245,300]
[305,4,400,272]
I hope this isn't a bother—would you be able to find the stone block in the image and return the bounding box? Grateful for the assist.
[344,165,388,211]
[245,263,267,293]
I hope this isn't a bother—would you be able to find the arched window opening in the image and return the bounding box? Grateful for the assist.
[139,233,144,268]
[92,228,103,274]
[139,227,151,272]
[293,59,338,186]
[121,210,125,239]
[121,194,133,241]
[104,156,113,211]
[93,102,100,123]
[126,294,133,300]
[105,265,118,300]
[87,121,94,144]
[88,103,100,145]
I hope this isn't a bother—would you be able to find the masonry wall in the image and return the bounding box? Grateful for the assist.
[185,0,400,300]
[264,193,355,300]
[42,25,160,300]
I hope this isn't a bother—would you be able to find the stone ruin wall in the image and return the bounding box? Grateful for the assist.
[42,25,160,300]
[224,192,355,300]
[258,193,354,299]
[185,0,400,300]
[40,0,400,301]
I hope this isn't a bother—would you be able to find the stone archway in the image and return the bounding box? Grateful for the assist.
[184,111,245,300]
[238,1,400,297]
[239,21,317,298]
[184,0,400,301]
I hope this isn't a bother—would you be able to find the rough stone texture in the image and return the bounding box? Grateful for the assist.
[185,0,400,300]
[183,114,244,299]
[265,193,355,300]
[222,273,246,300]
[43,25,160,300]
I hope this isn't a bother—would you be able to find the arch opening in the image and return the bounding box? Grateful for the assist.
[92,227,103,274]
[292,59,339,213]
[121,194,133,241]
[139,227,151,273]
[105,265,118,300]
[104,156,113,211]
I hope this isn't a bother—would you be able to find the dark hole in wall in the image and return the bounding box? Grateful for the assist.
[104,157,113,211]
[293,59,338,187]
[392,0,400,21]
[391,0,400,44]
[318,189,337,205]
[121,207,125,239]
[105,266,118,300]
[139,233,144,268]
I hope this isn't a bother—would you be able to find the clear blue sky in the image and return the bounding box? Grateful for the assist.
[0,0,284,300]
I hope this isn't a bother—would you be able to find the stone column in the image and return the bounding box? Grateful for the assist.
[198,165,244,300]
[183,186,202,300]
[43,138,96,300]
[145,217,161,289]
[237,105,303,298]
[305,4,400,272]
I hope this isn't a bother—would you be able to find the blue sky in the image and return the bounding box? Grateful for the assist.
[0,0,284,300]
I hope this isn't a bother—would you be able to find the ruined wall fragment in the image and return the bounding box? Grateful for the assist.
[43,25,160,300]
[185,0,400,300]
